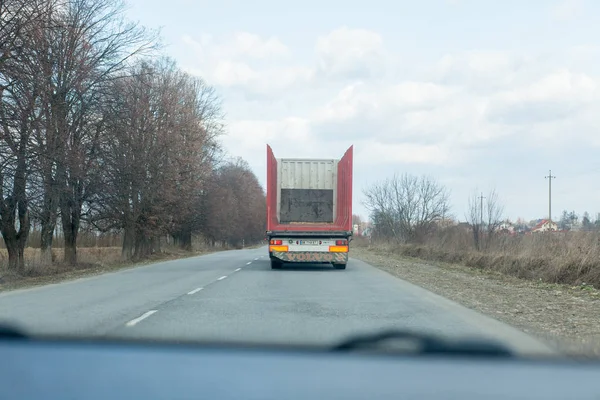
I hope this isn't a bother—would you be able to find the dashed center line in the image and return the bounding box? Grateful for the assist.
[246,261,252,265]
[127,268,244,328]
[254,257,259,260]
[126,310,157,327]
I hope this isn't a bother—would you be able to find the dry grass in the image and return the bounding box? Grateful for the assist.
[0,247,123,271]
[358,230,600,288]
[0,245,216,291]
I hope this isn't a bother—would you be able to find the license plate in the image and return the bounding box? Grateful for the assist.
[299,240,319,245]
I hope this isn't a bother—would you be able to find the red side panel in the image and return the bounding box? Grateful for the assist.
[266,145,353,233]
[335,145,353,232]
[266,144,278,232]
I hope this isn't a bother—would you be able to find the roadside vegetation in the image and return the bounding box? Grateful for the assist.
[0,0,266,280]
[361,173,600,288]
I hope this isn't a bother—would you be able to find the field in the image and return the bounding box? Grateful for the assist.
[0,245,213,291]
[361,229,600,288]
[0,247,123,271]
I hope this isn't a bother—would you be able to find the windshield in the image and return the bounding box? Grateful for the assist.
[1,0,599,360]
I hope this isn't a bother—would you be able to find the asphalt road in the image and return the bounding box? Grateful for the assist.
[0,247,553,355]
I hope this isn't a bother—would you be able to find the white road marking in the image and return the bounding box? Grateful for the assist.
[217,275,227,281]
[234,268,241,272]
[187,287,203,295]
[126,310,157,327]
[246,262,252,265]
[254,258,259,260]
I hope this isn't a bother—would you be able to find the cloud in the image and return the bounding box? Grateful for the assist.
[549,0,584,21]
[313,81,458,123]
[229,32,290,59]
[501,69,597,103]
[356,141,452,166]
[180,26,600,220]
[182,27,390,95]
[181,33,311,94]
[486,69,598,126]
[182,32,289,61]
[315,27,388,80]
[433,51,537,93]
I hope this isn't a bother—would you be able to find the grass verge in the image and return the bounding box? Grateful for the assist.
[361,230,600,288]
[0,246,216,292]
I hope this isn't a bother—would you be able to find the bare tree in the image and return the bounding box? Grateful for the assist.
[466,191,482,251]
[484,188,504,249]
[364,173,451,244]
[466,188,504,251]
[26,0,157,264]
[0,0,37,70]
[1,0,267,271]
[168,76,223,250]
[90,60,174,260]
[87,58,223,260]
[202,158,266,248]
[0,0,48,270]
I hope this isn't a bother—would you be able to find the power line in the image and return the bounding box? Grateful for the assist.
[478,192,486,227]
[545,170,556,222]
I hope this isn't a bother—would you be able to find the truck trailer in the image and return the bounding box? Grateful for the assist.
[266,145,353,270]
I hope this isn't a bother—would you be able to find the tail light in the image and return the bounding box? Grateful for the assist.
[336,239,348,246]
[270,239,282,245]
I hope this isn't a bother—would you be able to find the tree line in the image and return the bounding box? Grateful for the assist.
[363,173,506,250]
[0,0,266,270]
[363,173,452,244]
[363,172,600,253]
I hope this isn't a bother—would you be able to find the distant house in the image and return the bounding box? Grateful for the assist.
[435,218,457,229]
[496,221,515,233]
[531,219,558,233]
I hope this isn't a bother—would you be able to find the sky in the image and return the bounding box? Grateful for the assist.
[124,0,600,222]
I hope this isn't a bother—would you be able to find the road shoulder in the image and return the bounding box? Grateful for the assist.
[351,246,600,357]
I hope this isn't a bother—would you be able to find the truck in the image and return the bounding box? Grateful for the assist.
[266,144,353,270]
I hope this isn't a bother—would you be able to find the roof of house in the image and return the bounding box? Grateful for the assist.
[532,219,556,230]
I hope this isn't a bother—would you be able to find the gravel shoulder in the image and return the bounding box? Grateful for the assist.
[351,246,600,358]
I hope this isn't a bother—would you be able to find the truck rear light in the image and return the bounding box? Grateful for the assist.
[336,239,348,246]
[329,245,348,253]
[270,239,282,245]
[269,245,288,252]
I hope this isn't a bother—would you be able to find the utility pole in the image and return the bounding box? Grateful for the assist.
[545,170,556,221]
[478,192,486,227]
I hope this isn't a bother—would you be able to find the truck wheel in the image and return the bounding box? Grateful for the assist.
[271,260,283,269]
[332,263,346,270]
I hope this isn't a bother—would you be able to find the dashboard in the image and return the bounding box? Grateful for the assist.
[2,338,600,399]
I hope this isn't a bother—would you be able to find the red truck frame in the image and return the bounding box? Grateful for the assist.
[266,145,354,270]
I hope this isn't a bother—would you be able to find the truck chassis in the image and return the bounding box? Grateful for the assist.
[267,231,351,270]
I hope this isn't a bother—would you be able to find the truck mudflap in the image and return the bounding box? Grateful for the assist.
[272,251,348,263]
